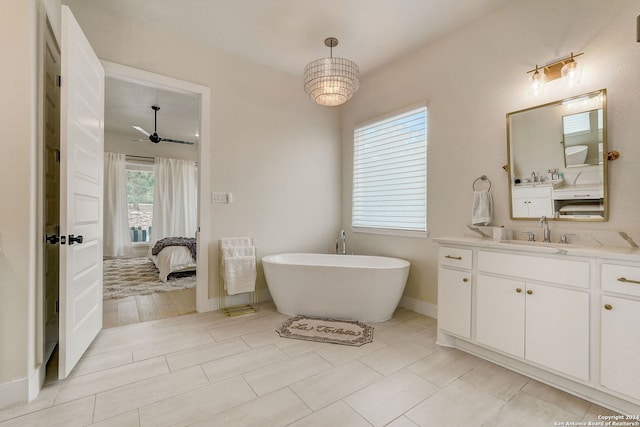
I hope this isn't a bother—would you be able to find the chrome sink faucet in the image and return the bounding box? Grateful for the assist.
[336,229,347,254]
[539,216,551,243]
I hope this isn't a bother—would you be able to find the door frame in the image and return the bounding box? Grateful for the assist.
[102,61,212,313]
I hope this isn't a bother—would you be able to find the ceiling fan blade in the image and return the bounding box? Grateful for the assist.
[133,125,150,136]
[160,137,196,145]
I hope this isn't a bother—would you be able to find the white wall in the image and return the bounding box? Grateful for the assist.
[342,0,640,308]
[63,2,343,298]
[0,0,38,405]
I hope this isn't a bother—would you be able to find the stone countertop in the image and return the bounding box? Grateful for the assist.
[433,236,640,262]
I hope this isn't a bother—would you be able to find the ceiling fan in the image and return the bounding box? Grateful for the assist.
[133,105,195,145]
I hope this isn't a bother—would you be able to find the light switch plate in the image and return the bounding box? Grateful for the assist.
[211,192,231,204]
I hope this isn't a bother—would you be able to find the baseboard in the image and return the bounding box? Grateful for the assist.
[0,377,28,409]
[399,296,437,319]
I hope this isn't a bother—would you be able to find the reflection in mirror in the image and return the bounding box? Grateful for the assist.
[507,89,607,221]
[562,109,603,167]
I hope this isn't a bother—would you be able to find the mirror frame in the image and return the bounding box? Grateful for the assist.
[506,89,608,221]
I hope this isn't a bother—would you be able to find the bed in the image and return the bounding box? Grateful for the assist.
[150,237,197,282]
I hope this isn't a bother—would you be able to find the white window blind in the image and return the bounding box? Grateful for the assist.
[352,106,427,233]
[563,111,591,135]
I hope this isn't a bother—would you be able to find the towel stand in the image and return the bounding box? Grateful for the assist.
[472,175,492,191]
[218,238,259,317]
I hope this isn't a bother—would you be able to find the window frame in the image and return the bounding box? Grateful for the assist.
[125,157,155,245]
[351,103,428,238]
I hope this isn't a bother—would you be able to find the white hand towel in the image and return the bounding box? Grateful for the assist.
[472,190,493,226]
[219,237,253,248]
[221,246,255,258]
[224,256,257,295]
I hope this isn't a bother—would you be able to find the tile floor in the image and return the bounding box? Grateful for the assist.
[103,288,196,328]
[0,304,618,427]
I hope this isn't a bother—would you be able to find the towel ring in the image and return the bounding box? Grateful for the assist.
[473,175,491,191]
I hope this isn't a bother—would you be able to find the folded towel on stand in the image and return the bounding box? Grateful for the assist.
[472,190,493,226]
[224,256,257,295]
[221,246,255,258]
[219,237,253,248]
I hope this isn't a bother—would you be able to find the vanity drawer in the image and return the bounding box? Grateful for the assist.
[553,187,604,200]
[478,251,589,288]
[512,186,552,198]
[602,264,640,297]
[439,247,472,270]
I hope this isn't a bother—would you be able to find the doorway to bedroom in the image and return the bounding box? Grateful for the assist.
[102,73,201,328]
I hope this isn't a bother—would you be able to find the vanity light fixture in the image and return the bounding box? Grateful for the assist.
[303,37,360,107]
[527,52,584,94]
[530,65,545,96]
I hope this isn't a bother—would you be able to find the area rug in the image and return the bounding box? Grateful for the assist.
[103,257,196,299]
[276,315,374,347]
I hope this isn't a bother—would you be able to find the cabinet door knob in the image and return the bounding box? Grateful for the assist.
[515,288,522,293]
[604,304,613,311]
[526,289,533,295]
[462,277,469,283]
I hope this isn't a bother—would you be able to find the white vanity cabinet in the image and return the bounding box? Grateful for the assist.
[600,263,640,402]
[435,237,640,415]
[476,251,590,381]
[511,185,553,218]
[437,247,472,339]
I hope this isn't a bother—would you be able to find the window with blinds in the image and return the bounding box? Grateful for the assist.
[562,111,591,135]
[352,105,427,234]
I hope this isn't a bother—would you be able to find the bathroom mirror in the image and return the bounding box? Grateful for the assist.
[507,89,607,221]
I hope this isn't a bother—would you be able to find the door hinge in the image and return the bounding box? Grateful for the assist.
[55,300,59,313]
[56,75,61,87]
[55,149,60,163]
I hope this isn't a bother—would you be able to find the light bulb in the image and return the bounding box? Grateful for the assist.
[530,67,545,96]
[561,56,582,87]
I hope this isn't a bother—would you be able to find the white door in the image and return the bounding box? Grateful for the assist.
[59,5,104,379]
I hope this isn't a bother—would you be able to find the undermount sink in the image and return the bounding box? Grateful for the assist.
[499,239,586,251]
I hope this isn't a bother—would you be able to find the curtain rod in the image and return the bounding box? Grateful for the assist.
[126,154,154,161]
[125,154,198,165]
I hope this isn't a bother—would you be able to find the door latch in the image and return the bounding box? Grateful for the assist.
[45,234,60,245]
[68,235,83,245]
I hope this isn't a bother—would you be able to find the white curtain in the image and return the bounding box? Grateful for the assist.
[104,152,132,257]
[150,157,198,250]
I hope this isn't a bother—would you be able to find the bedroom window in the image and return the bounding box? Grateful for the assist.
[126,160,154,243]
[352,104,427,236]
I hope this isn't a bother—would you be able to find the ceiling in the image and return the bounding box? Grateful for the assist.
[95,0,513,143]
[105,78,200,144]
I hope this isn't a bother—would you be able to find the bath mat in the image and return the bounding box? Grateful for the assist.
[276,315,374,347]
[103,257,196,299]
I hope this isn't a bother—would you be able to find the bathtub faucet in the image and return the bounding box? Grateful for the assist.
[336,229,347,255]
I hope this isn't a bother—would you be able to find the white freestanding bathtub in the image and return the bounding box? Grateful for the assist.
[262,253,410,322]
